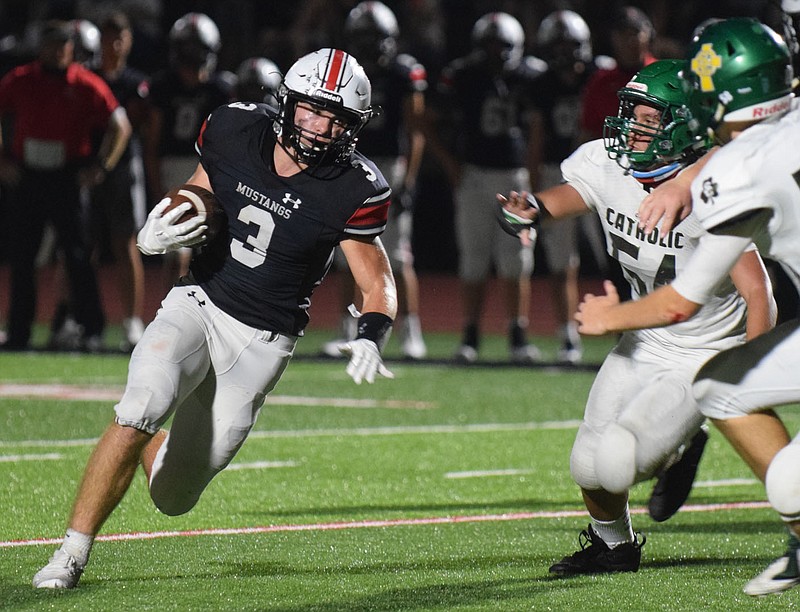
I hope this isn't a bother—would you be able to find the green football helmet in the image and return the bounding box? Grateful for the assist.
[684,17,794,144]
[604,59,708,184]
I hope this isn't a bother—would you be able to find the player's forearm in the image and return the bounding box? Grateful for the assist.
[578,284,701,335]
[98,107,133,172]
[360,270,398,319]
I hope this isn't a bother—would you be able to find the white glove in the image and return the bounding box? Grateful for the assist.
[136,197,208,255]
[337,338,394,384]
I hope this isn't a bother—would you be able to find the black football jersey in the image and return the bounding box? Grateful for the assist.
[93,65,149,162]
[436,54,545,168]
[191,102,391,335]
[528,62,599,164]
[149,69,234,157]
[357,53,427,158]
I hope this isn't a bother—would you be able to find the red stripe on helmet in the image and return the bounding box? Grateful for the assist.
[324,49,346,91]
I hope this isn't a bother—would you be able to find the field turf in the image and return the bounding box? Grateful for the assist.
[1,329,798,610]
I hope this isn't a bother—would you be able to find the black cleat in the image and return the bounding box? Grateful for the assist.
[648,426,709,522]
[549,525,645,576]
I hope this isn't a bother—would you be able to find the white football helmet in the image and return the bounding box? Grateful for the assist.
[236,57,282,103]
[471,12,525,69]
[345,1,399,68]
[169,12,220,72]
[275,48,374,165]
[70,19,100,65]
[537,10,592,67]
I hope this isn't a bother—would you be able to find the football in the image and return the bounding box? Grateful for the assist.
[162,184,226,241]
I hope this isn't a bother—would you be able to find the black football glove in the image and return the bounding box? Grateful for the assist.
[496,193,542,238]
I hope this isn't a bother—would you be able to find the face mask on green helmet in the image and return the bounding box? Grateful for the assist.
[604,59,709,185]
[684,17,794,144]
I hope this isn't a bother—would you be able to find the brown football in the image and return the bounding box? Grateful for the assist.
[162,184,226,241]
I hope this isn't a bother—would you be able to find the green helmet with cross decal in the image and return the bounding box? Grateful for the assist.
[683,17,794,144]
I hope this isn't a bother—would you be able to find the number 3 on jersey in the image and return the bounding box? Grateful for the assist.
[231,204,275,268]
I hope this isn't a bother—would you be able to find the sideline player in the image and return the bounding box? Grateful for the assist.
[90,11,150,350]
[32,48,396,589]
[322,1,428,360]
[427,12,544,363]
[498,59,775,575]
[574,18,800,596]
[529,9,610,363]
[142,12,234,290]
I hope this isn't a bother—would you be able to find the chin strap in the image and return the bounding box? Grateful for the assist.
[631,161,682,186]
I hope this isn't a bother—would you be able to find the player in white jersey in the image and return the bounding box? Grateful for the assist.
[574,18,800,595]
[498,59,776,576]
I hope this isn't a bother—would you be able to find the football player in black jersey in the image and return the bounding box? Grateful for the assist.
[32,48,397,590]
[528,10,609,363]
[426,12,544,364]
[322,0,428,360]
[89,11,150,350]
[141,12,235,294]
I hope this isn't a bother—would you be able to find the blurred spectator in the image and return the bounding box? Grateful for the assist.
[89,11,150,350]
[321,0,429,360]
[528,9,609,363]
[141,12,234,290]
[426,11,544,363]
[0,19,131,350]
[579,5,657,142]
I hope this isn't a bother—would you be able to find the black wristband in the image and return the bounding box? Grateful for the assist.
[356,312,393,349]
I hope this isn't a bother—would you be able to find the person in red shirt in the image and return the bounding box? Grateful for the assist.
[0,20,131,350]
[579,6,657,142]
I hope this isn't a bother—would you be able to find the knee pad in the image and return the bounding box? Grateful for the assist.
[569,424,600,490]
[766,445,800,520]
[594,423,637,494]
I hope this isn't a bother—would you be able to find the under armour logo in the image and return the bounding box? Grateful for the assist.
[187,291,206,307]
[282,193,302,209]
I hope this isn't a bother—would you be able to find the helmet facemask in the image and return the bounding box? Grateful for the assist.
[605,101,686,181]
[604,59,707,185]
[277,90,370,166]
[274,48,374,168]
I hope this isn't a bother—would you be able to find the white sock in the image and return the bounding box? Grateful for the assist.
[62,528,94,566]
[591,508,634,549]
[404,314,422,336]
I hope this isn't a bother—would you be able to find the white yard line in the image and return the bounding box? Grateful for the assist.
[225,461,299,471]
[695,478,760,488]
[0,383,434,409]
[0,420,584,449]
[0,453,62,462]
[445,469,536,479]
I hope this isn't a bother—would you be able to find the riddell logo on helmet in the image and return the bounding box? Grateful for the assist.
[313,90,343,104]
[752,99,792,118]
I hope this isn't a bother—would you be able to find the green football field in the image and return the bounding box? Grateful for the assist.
[1,329,799,610]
